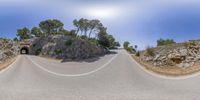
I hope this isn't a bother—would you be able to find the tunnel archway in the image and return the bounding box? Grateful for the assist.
[20,47,29,54]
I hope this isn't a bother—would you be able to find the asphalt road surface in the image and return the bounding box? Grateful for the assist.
[0,50,199,100]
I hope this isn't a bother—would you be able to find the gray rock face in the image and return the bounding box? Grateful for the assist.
[30,35,106,60]
[0,39,19,63]
[141,40,200,68]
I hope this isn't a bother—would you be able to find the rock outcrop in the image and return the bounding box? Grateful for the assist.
[0,39,19,64]
[140,40,200,68]
[30,35,107,60]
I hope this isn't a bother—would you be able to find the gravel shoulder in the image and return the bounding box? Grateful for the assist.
[132,55,200,76]
[0,57,17,71]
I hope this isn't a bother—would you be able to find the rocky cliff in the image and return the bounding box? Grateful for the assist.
[30,35,107,60]
[0,39,19,64]
[140,40,200,68]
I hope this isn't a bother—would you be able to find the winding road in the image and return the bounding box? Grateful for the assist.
[0,50,199,100]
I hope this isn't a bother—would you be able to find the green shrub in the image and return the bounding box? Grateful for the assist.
[136,51,140,57]
[35,48,42,55]
[32,44,36,47]
[80,35,88,40]
[145,46,155,57]
[54,49,62,55]
[157,38,176,46]
[183,42,189,47]
[88,38,97,45]
[65,39,73,46]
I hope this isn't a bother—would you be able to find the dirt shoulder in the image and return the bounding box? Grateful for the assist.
[132,55,200,77]
[0,57,17,71]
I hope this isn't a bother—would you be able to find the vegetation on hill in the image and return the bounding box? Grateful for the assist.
[157,38,176,46]
[16,18,120,49]
[123,41,137,53]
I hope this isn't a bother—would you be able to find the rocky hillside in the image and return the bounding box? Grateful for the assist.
[140,40,200,68]
[0,39,19,64]
[29,35,107,60]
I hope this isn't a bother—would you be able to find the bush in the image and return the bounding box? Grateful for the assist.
[136,51,140,57]
[80,35,88,40]
[183,42,189,48]
[35,48,42,55]
[157,38,176,46]
[145,46,155,57]
[54,49,62,55]
[126,47,136,53]
[88,38,98,45]
[126,47,132,52]
[65,39,73,46]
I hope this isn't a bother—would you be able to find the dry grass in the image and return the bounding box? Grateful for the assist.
[132,55,200,77]
[0,57,17,71]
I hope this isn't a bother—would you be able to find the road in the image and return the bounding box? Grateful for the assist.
[0,50,199,100]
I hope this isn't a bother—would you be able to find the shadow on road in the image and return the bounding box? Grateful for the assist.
[61,51,117,63]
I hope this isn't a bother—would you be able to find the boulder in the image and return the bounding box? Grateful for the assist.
[179,49,187,56]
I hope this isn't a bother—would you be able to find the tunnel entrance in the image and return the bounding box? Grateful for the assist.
[20,47,29,54]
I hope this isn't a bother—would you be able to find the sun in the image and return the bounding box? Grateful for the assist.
[84,6,118,19]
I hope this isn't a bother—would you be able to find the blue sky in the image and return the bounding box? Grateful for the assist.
[0,0,200,49]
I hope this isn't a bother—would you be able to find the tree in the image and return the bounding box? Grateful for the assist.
[69,30,77,37]
[13,37,19,41]
[97,28,110,48]
[107,35,115,48]
[88,20,102,38]
[82,19,90,36]
[31,27,42,37]
[73,19,80,36]
[73,18,103,38]
[17,27,31,40]
[123,41,130,49]
[107,35,120,49]
[157,38,176,46]
[39,19,64,35]
[114,42,121,47]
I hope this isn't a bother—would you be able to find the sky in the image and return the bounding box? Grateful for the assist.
[0,0,200,50]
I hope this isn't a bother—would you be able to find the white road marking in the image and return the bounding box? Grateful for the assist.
[26,54,118,77]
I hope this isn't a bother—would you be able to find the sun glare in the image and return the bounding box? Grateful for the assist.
[84,7,118,19]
